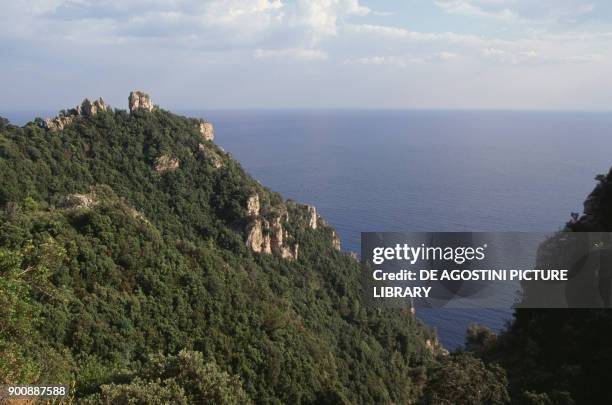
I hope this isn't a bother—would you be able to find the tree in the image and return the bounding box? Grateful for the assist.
[85,350,252,404]
[421,352,509,405]
[0,238,67,384]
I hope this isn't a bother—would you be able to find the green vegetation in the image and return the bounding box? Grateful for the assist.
[0,108,439,403]
[9,104,603,404]
[421,352,509,405]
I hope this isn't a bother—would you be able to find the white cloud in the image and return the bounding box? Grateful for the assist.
[344,21,612,67]
[346,55,409,66]
[289,0,370,38]
[0,0,611,110]
[561,54,604,62]
[481,47,606,65]
[434,0,597,25]
[0,0,372,49]
[205,0,284,25]
[434,0,517,21]
[437,51,461,60]
[345,52,460,67]
[480,47,539,64]
[254,47,328,60]
[372,11,396,17]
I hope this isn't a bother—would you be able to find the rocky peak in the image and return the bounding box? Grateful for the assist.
[129,91,154,113]
[80,97,107,117]
[44,96,108,131]
[307,205,318,229]
[199,120,214,141]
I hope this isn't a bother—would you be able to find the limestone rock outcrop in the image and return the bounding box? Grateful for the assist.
[281,244,299,260]
[247,194,260,217]
[199,120,214,141]
[155,155,179,172]
[244,198,298,260]
[198,144,223,168]
[129,91,154,113]
[332,230,341,251]
[45,115,74,131]
[44,97,108,131]
[80,98,108,117]
[270,216,284,252]
[246,219,272,254]
[62,192,98,209]
[307,205,318,229]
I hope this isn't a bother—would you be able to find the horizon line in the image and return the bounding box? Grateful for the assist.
[3,106,612,116]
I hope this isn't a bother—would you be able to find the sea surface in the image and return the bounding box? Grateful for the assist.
[6,109,612,349]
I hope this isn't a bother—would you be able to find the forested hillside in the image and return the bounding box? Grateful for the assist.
[0,94,444,404]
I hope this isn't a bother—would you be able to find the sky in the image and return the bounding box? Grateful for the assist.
[1,0,612,111]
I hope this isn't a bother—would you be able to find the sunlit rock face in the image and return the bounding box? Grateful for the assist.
[129,90,154,113]
[247,194,260,217]
[155,155,179,172]
[199,121,214,141]
[307,205,318,229]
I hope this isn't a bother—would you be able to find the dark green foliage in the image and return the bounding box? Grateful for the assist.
[83,350,252,404]
[421,352,510,405]
[465,323,497,355]
[468,170,612,404]
[483,309,610,405]
[0,109,435,403]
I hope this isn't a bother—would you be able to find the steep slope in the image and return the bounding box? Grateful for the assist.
[0,93,437,403]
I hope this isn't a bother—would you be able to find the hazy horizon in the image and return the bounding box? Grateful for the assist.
[1,0,612,112]
[5,106,612,127]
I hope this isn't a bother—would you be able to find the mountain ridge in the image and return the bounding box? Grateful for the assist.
[0,91,443,403]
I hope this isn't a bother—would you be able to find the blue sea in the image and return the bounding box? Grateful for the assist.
[6,109,612,349]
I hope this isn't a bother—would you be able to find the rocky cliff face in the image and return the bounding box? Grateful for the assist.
[246,219,272,254]
[242,194,342,260]
[244,193,300,260]
[129,91,154,113]
[246,194,260,217]
[307,205,318,229]
[199,120,214,141]
[198,144,223,168]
